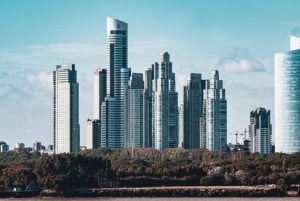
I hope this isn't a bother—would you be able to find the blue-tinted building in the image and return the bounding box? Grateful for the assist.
[275,36,300,153]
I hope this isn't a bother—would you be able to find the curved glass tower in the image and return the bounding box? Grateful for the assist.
[275,36,300,153]
[101,17,129,149]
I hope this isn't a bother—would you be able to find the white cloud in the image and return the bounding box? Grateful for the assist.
[216,47,265,73]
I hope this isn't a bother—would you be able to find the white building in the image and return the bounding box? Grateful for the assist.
[53,64,80,153]
[202,70,227,151]
[125,73,144,148]
[275,36,300,153]
[152,52,178,150]
[101,17,129,149]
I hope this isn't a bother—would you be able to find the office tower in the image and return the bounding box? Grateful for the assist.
[101,17,129,149]
[178,104,184,148]
[152,52,178,150]
[93,68,107,120]
[202,70,227,151]
[168,73,179,148]
[53,64,80,153]
[86,119,101,149]
[275,36,300,153]
[183,73,203,149]
[143,68,153,147]
[32,141,44,151]
[0,141,9,152]
[125,73,144,148]
[249,107,272,154]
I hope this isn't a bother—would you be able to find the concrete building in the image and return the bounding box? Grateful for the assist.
[125,73,144,148]
[178,104,184,148]
[183,73,203,149]
[152,52,178,150]
[249,107,272,154]
[101,17,129,149]
[275,35,300,153]
[202,70,227,151]
[53,64,80,153]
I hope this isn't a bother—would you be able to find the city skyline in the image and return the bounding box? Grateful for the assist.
[1,0,299,148]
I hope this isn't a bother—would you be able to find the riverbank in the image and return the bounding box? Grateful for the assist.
[40,186,286,197]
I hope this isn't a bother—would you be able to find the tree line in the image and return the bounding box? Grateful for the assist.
[0,148,300,191]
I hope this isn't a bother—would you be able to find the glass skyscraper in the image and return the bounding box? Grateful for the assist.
[101,17,129,149]
[125,73,144,148]
[143,68,153,148]
[249,107,272,154]
[183,73,203,149]
[202,70,227,151]
[53,64,80,153]
[275,36,300,153]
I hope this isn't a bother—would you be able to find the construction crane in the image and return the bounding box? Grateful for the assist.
[229,131,244,145]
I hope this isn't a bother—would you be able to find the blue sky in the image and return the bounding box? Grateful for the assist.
[0,0,300,148]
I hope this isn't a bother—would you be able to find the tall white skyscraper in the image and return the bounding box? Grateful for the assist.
[125,73,144,148]
[202,70,227,151]
[152,52,178,150]
[275,36,300,153]
[101,17,129,149]
[53,64,80,153]
[249,107,272,154]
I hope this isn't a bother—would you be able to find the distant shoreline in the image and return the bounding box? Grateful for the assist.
[39,186,288,197]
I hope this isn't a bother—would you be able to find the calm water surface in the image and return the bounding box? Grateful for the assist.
[4,198,300,201]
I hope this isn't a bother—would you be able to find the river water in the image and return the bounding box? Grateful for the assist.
[4,198,300,201]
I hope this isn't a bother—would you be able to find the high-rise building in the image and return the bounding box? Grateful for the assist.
[168,73,179,148]
[249,107,272,154]
[53,64,80,153]
[93,68,107,120]
[202,70,227,151]
[143,68,153,148]
[275,36,300,153]
[183,73,203,149]
[0,141,9,152]
[178,104,184,148]
[125,73,144,148]
[86,119,101,149]
[152,52,178,150]
[101,17,129,149]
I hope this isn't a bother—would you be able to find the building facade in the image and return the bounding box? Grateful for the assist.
[152,52,178,150]
[125,73,144,148]
[86,119,101,149]
[101,17,129,149]
[143,68,153,148]
[249,107,272,154]
[183,73,203,149]
[53,64,80,153]
[275,36,300,153]
[202,70,227,151]
[93,68,107,120]
[0,141,9,152]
